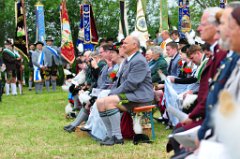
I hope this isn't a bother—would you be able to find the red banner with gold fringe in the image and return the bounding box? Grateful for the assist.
[60,0,75,64]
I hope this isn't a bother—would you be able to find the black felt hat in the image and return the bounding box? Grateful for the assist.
[34,41,44,46]
[178,38,189,45]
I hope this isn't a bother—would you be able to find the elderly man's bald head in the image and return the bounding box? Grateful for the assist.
[197,7,222,44]
[161,30,170,41]
[122,35,141,56]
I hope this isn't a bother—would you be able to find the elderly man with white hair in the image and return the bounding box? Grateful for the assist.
[193,2,240,150]
[96,35,154,146]
[213,6,240,159]
[167,7,228,157]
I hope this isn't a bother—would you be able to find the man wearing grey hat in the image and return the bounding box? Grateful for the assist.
[43,36,62,92]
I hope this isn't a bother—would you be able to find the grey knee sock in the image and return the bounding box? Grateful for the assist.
[29,81,32,89]
[39,82,43,93]
[106,108,122,139]
[99,111,112,138]
[73,95,79,109]
[51,80,57,91]
[71,108,89,127]
[45,80,50,92]
[35,83,39,93]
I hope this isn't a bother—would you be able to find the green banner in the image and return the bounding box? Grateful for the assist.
[141,0,147,14]
[159,0,169,32]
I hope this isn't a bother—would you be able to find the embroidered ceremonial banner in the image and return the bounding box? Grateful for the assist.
[178,0,191,37]
[89,5,98,44]
[60,0,75,64]
[76,3,98,53]
[35,1,46,43]
[159,0,169,32]
[14,0,29,61]
[134,0,149,47]
[83,5,91,43]
[220,0,227,8]
[119,0,129,37]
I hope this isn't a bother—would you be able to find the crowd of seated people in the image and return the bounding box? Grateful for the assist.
[61,3,240,158]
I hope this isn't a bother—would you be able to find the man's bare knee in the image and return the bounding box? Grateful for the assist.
[96,98,105,111]
[105,95,120,110]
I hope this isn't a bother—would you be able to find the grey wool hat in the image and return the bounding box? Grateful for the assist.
[46,36,54,41]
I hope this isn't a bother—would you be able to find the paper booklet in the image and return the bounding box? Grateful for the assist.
[166,106,188,122]
[168,126,201,149]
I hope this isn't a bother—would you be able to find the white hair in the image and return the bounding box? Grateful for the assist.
[149,46,163,55]
[130,31,144,48]
[203,7,223,26]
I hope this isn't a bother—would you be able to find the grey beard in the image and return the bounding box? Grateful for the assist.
[218,38,230,50]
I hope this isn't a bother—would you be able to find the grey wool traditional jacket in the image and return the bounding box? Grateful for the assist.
[31,50,43,68]
[110,52,154,103]
[42,45,62,67]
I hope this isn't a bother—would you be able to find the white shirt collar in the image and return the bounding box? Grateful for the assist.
[171,52,178,60]
[210,41,218,53]
[174,38,180,43]
[227,50,233,57]
[127,52,137,61]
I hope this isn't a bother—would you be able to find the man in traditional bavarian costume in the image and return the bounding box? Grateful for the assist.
[14,47,24,95]
[42,36,62,92]
[0,47,4,101]
[32,41,45,94]
[2,39,19,95]
[28,43,35,91]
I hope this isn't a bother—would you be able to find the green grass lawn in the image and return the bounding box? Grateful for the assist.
[0,87,172,159]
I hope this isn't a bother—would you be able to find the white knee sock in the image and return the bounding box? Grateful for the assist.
[5,83,10,95]
[11,83,17,95]
[18,83,22,94]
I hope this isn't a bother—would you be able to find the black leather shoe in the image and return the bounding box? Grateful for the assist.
[64,125,76,133]
[100,137,114,146]
[165,125,173,130]
[64,125,72,130]
[113,136,124,145]
[100,136,124,146]
[80,127,91,132]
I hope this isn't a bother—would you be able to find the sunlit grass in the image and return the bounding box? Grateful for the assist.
[0,87,171,159]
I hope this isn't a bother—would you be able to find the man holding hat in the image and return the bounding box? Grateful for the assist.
[32,41,45,94]
[2,39,20,95]
[43,36,62,92]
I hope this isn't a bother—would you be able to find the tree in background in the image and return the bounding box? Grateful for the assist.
[0,0,234,47]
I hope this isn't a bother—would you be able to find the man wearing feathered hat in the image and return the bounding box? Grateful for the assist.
[2,39,19,95]
[42,36,62,92]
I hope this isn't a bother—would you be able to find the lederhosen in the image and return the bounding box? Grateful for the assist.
[2,48,18,81]
[45,46,59,78]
